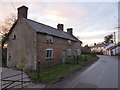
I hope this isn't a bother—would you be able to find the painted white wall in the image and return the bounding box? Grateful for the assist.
[112,46,120,55]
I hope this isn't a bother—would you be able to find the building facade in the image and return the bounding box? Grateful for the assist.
[7,6,82,71]
[90,43,107,55]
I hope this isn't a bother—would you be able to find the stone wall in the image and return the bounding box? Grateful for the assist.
[7,19,37,71]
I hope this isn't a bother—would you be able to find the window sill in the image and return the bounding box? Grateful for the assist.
[46,42,53,44]
[46,58,53,60]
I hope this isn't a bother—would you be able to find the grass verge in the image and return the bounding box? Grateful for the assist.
[28,55,99,83]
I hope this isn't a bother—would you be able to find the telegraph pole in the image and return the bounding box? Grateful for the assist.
[113,32,116,55]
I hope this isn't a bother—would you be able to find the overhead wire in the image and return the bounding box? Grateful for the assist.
[10,0,16,12]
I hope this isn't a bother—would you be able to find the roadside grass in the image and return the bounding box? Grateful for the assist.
[28,55,99,83]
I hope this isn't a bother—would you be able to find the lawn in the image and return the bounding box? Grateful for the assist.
[28,54,99,83]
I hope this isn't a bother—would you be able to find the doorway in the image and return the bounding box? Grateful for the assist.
[62,50,67,64]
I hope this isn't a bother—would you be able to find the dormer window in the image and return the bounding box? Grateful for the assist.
[46,35,53,44]
[12,33,16,40]
[68,40,71,45]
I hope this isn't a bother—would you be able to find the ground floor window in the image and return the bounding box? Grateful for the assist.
[46,48,53,59]
[67,49,71,56]
[77,49,81,55]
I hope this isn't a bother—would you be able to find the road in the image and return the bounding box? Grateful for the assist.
[46,55,118,88]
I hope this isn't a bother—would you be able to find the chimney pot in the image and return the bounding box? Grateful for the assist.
[17,5,28,19]
[67,28,73,35]
[57,24,64,31]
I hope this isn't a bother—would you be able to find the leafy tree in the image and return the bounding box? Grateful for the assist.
[81,45,91,61]
[94,43,96,45]
[82,45,91,54]
[104,34,113,43]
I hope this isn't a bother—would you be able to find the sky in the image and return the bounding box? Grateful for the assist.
[0,0,118,46]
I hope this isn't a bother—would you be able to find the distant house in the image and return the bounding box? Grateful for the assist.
[106,43,115,55]
[111,42,120,55]
[106,43,120,56]
[7,6,82,70]
[90,43,107,55]
[112,46,120,55]
[91,42,120,56]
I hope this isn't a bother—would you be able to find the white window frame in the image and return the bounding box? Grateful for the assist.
[46,35,53,44]
[46,48,53,59]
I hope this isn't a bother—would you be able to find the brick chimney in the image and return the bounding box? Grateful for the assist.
[67,28,73,35]
[17,5,28,19]
[57,24,64,31]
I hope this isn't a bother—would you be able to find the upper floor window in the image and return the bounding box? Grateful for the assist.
[46,35,53,44]
[68,40,71,45]
[12,33,16,40]
[46,48,53,59]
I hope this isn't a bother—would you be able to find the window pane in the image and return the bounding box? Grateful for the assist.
[49,50,51,57]
[47,50,49,58]
[46,49,53,59]
[50,50,52,57]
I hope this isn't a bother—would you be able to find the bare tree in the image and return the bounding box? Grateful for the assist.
[1,14,16,48]
[1,14,16,66]
[0,14,16,35]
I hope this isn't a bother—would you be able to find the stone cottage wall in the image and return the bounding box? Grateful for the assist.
[7,19,37,71]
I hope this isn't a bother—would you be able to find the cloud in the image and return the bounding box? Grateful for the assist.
[0,2,118,45]
[38,2,87,23]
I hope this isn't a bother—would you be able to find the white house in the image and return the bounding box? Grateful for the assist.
[106,43,115,55]
[112,46,120,55]
[91,43,108,55]
[106,43,120,56]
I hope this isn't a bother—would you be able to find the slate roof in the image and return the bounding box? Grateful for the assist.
[23,18,81,42]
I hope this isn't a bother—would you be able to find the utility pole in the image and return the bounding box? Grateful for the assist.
[113,32,116,55]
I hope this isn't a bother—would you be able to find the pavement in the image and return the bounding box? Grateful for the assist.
[0,67,45,89]
[46,55,118,88]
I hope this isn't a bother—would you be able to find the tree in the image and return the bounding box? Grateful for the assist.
[1,14,16,48]
[104,34,113,43]
[1,14,16,66]
[94,43,96,46]
[81,45,91,60]
[0,14,16,35]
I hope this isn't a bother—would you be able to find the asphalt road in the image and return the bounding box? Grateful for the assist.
[46,55,118,88]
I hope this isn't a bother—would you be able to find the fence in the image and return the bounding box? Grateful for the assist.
[1,68,31,89]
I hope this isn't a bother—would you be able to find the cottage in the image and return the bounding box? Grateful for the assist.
[7,6,82,70]
[105,43,120,56]
[90,43,107,55]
